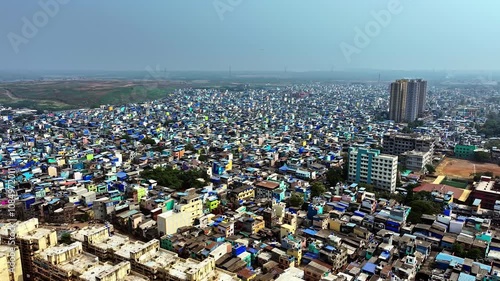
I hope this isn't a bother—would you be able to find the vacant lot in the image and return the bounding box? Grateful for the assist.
[0,80,192,111]
[435,157,500,179]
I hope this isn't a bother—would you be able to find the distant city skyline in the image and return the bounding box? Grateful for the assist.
[1,0,499,72]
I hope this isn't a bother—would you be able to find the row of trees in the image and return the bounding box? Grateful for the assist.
[140,166,209,190]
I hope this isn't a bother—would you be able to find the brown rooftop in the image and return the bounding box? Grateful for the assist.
[255,180,280,190]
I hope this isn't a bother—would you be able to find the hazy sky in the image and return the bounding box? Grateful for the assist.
[1,0,499,72]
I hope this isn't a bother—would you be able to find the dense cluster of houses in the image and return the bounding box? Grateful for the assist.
[0,83,499,280]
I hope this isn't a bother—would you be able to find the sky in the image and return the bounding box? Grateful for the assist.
[0,0,499,72]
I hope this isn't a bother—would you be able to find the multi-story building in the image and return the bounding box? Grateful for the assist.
[389,79,427,123]
[401,149,433,172]
[382,133,435,155]
[348,147,398,192]
[382,133,435,172]
[157,210,192,236]
[389,80,408,123]
[417,79,428,117]
[32,241,148,281]
[255,180,281,200]
[0,218,58,280]
[0,245,23,281]
[228,185,255,204]
[454,144,477,159]
[177,193,204,223]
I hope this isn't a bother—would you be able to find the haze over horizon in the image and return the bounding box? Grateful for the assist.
[1,0,499,72]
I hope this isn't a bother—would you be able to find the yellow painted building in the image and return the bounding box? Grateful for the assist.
[251,219,265,234]
[230,186,255,202]
[178,194,204,223]
[0,218,58,280]
[0,245,23,281]
[329,219,343,232]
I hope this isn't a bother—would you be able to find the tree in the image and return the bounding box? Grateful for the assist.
[141,138,156,145]
[140,166,209,190]
[452,243,465,257]
[358,183,375,193]
[466,248,482,259]
[60,232,72,244]
[425,164,436,174]
[198,154,208,162]
[310,182,326,198]
[407,199,442,224]
[121,134,132,142]
[289,193,304,208]
[485,140,500,149]
[325,167,345,188]
[185,143,195,151]
[474,151,491,163]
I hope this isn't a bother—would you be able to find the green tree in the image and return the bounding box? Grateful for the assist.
[141,138,156,145]
[60,232,72,244]
[289,193,304,208]
[358,183,375,193]
[198,154,208,161]
[466,248,482,259]
[485,140,500,149]
[325,167,345,188]
[185,143,195,151]
[407,199,442,224]
[121,134,132,142]
[310,182,327,198]
[474,151,491,163]
[452,243,465,257]
[425,164,436,174]
[140,166,209,190]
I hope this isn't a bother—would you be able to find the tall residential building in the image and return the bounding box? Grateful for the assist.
[389,79,427,122]
[389,80,407,123]
[348,147,398,193]
[417,79,427,116]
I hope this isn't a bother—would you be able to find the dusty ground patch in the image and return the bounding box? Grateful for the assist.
[435,157,500,179]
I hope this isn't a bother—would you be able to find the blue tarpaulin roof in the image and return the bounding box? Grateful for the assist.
[302,229,317,236]
[362,262,376,274]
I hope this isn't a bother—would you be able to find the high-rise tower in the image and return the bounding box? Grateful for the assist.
[389,79,427,123]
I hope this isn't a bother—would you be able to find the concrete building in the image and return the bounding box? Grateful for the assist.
[382,133,435,171]
[255,180,284,200]
[176,193,204,224]
[454,144,477,159]
[400,149,433,172]
[348,147,398,192]
[0,218,58,280]
[389,79,427,123]
[382,133,435,156]
[157,210,192,236]
[389,80,408,123]
[32,241,148,281]
[0,245,23,281]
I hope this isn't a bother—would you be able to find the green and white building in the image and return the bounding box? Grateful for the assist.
[348,147,399,193]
